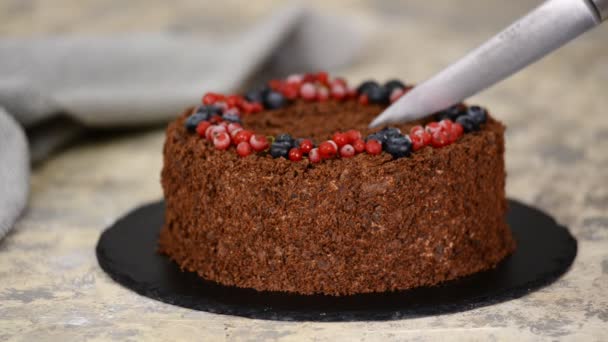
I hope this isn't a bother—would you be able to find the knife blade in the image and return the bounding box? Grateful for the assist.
[369,0,606,128]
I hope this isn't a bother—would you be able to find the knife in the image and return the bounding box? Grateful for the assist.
[369,0,607,128]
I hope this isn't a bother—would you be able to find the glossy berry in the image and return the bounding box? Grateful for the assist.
[244,86,269,104]
[236,142,253,157]
[365,139,383,155]
[202,93,222,105]
[227,122,242,134]
[263,91,287,109]
[196,121,212,137]
[317,87,330,101]
[286,74,304,85]
[332,132,350,147]
[467,105,488,125]
[205,125,227,141]
[222,112,241,123]
[345,129,362,143]
[249,134,269,151]
[275,133,295,147]
[385,135,412,159]
[425,122,442,135]
[315,71,330,86]
[234,130,254,145]
[213,132,231,150]
[358,94,369,105]
[455,115,477,133]
[319,141,338,159]
[410,126,432,151]
[384,79,406,94]
[353,139,366,153]
[270,141,291,159]
[367,132,387,145]
[356,80,379,94]
[448,122,464,143]
[308,148,321,163]
[366,84,390,105]
[380,127,402,137]
[431,130,450,148]
[300,83,317,101]
[330,83,347,100]
[438,119,453,132]
[288,148,304,162]
[438,104,466,121]
[184,113,207,132]
[282,83,300,100]
[299,139,314,154]
[340,144,355,158]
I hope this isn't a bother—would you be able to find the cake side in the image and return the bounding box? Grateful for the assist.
[159,100,515,295]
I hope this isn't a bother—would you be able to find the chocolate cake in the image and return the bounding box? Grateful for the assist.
[159,73,516,296]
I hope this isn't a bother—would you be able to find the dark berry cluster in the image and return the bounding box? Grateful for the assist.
[183,72,489,163]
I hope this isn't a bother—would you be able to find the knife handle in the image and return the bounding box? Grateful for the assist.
[590,0,608,21]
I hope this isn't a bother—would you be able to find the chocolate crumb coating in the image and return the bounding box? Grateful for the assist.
[158,100,516,296]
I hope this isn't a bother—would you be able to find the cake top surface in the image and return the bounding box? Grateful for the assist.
[178,71,491,164]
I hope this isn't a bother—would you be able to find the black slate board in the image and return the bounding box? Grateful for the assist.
[96,199,576,322]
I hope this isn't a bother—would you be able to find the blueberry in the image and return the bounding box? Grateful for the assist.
[467,105,487,125]
[456,115,478,133]
[384,79,406,94]
[387,134,412,147]
[184,113,207,132]
[380,127,402,137]
[367,132,388,145]
[437,105,466,121]
[356,80,380,95]
[222,113,241,123]
[385,135,412,159]
[264,91,287,110]
[244,86,270,104]
[270,140,291,158]
[197,104,222,116]
[366,84,390,105]
[275,133,295,147]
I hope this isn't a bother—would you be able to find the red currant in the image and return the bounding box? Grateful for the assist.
[359,94,369,105]
[332,132,350,147]
[196,121,211,137]
[236,141,253,157]
[288,148,303,162]
[330,83,346,100]
[299,139,314,154]
[340,144,355,158]
[345,129,362,143]
[353,139,366,153]
[213,132,231,150]
[319,141,338,159]
[249,134,269,152]
[365,140,382,155]
[315,71,329,86]
[317,87,329,101]
[233,130,253,145]
[431,130,449,148]
[300,83,316,101]
[425,122,442,135]
[308,148,321,163]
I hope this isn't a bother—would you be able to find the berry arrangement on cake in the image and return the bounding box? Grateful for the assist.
[159,72,516,296]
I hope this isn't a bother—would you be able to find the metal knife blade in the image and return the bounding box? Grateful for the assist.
[369,0,605,128]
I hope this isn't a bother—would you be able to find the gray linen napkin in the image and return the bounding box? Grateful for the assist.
[0,5,362,239]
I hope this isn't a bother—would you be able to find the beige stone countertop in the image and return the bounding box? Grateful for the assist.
[1,0,607,340]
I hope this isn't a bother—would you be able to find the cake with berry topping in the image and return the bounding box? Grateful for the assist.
[159,72,516,296]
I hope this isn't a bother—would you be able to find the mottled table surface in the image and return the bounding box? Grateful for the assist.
[1,0,607,341]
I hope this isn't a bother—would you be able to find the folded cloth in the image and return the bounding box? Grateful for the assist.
[0,5,362,239]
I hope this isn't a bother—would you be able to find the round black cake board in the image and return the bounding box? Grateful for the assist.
[96,199,576,322]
